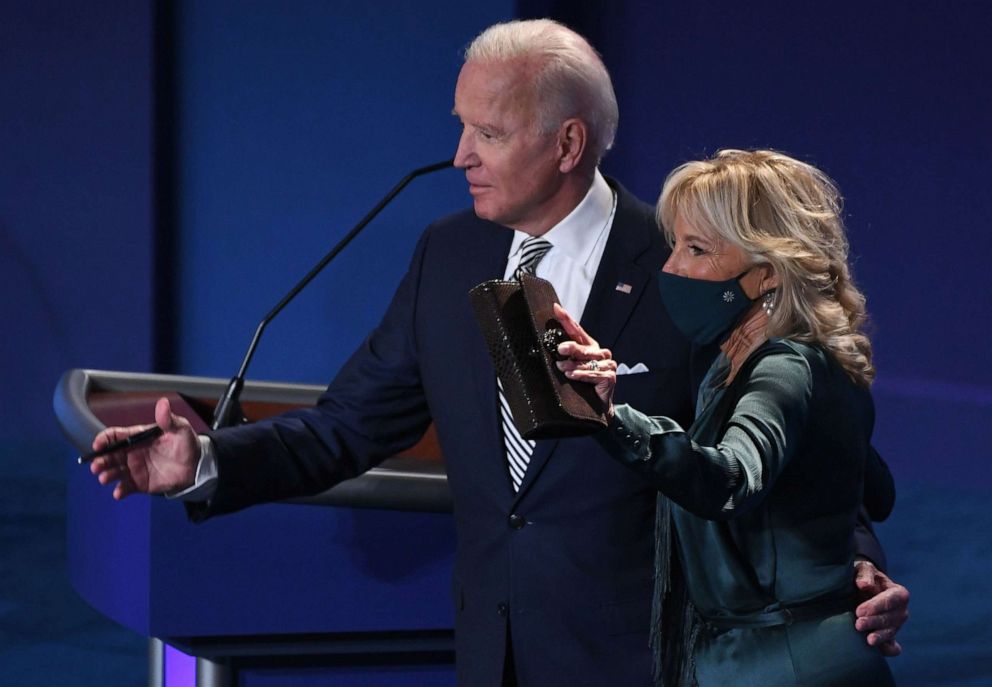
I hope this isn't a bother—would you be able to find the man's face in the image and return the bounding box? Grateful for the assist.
[452,58,565,235]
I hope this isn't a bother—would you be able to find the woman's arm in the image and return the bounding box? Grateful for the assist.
[554,302,814,520]
[597,349,812,519]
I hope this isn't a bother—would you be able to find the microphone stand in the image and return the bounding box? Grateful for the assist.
[211,158,455,429]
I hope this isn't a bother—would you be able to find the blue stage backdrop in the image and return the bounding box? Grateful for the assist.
[1,1,156,684]
[3,1,990,685]
[173,1,512,383]
[0,2,155,440]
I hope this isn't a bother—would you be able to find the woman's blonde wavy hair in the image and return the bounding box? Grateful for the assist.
[658,149,875,386]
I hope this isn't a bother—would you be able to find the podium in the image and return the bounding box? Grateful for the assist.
[54,369,456,687]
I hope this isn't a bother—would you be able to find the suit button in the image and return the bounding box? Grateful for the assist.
[508,513,526,530]
[497,602,509,617]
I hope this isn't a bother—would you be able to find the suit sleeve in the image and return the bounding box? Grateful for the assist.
[863,445,895,521]
[853,507,888,571]
[852,446,896,569]
[187,228,436,521]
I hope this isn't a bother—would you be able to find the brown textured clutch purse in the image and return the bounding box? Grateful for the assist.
[469,273,608,440]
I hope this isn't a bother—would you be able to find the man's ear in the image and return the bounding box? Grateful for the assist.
[557,118,588,174]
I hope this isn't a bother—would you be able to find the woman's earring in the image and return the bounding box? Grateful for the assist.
[762,290,777,316]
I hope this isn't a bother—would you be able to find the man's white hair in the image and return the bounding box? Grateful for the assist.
[465,19,618,164]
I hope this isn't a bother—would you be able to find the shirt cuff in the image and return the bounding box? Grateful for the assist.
[165,435,218,502]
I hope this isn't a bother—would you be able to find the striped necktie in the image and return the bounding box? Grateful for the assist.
[501,236,553,491]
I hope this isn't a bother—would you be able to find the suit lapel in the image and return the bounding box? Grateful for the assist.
[579,183,656,350]
[514,182,658,502]
[465,221,518,498]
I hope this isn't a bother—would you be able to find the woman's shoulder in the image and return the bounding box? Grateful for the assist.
[760,338,828,365]
[735,339,835,400]
[750,339,860,397]
[746,338,824,375]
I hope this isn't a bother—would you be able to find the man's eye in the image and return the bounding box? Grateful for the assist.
[479,130,494,140]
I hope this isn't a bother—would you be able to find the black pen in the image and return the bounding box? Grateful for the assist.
[77,426,164,464]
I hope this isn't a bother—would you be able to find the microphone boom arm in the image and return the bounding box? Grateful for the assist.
[211,158,455,429]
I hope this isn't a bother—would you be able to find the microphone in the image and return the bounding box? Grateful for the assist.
[210,158,455,430]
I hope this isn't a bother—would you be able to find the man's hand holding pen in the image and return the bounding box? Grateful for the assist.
[88,397,200,499]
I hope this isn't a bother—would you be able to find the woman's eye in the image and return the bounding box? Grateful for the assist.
[688,244,704,256]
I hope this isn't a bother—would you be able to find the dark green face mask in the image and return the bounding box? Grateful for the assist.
[657,269,755,345]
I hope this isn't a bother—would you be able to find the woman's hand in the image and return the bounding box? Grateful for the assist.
[553,303,617,416]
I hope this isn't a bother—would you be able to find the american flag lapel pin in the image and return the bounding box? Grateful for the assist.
[615,281,633,294]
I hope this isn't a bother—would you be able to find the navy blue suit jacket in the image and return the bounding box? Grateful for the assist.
[194,180,890,685]
[197,181,694,685]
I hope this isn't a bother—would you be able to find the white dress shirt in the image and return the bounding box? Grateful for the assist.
[502,170,617,320]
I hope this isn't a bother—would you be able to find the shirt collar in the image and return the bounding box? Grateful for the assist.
[508,170,616,267]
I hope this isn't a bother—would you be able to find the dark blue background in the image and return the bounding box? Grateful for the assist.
[3,1,989,684]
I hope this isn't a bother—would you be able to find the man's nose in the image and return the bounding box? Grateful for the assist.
[453,130,476,169]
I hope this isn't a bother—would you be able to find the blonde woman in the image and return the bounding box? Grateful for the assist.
[555,150,896,686]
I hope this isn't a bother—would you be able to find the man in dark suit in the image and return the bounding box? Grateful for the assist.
[90,19,907,686]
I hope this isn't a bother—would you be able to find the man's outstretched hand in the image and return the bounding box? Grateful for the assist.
[89,397,200,499]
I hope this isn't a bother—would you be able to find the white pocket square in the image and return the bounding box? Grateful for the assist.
[616,362,649,375]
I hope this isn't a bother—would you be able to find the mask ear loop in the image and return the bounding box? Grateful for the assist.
[738,264,778,315]
[739,257,779,290]
[733,266,760,301]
